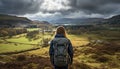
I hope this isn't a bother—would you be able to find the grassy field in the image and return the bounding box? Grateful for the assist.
[68,34,90,46]
[0,28,120,69]
[23,33,120,69]
[7,36,42,44]
[0,32,90,55]
[27,28,40,32]
[0,34,37,54]
[0,43,36,54]
[0,30,53,54]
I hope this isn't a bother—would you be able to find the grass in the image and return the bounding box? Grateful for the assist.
[27,34,90,56]
[7,36,42,44]
[68,34,90,46]
[0,43,37,54]
[27,28,40,32]
[28,47,49,57]
[0,32,52,54]
[0,30,120,69]
[6,33,52,45]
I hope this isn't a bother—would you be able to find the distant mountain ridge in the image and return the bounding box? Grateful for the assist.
[0,14,120,26]
[52,18,104,24]
[51,15,120,25]
[33,20,50,25]
[0,14,52,28]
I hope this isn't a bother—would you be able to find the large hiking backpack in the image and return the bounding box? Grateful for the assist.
[52,38,70,66]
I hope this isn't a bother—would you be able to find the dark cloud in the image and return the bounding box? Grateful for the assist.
[0,0,120,18]
[0,0,42,15]
[69,0,120,14]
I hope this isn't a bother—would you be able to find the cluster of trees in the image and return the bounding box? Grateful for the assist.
[26,30,39,41]
[41,38,51,47]
[66,25,116,35]
[0,28,27,37]
[65,25,93,34]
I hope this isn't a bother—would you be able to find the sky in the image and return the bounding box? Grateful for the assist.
[0,0,120,21]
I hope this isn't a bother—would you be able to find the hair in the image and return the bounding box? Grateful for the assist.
[55,26,67,38]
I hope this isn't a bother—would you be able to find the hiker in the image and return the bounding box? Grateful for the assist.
[49,26,73,69]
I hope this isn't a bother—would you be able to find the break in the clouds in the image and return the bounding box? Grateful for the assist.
[0,0,120,20]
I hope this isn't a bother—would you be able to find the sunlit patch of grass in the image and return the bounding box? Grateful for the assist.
[67,34,89,46]
[7,36,42,44]
[0,43,36,54]
[6,33,52,45]
[87,63,101,68]
[11,33,26,38]
[27,28,40,32]
[28,47,49,57]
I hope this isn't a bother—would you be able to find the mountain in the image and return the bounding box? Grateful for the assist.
[28,20,52,28]
[50,15,120,25]
[103,15,120,24]
[0,14,32,27]
[50,18,104,25]
[33,20,50,25]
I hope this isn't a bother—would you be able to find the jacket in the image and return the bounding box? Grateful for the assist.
[49,34,73,65]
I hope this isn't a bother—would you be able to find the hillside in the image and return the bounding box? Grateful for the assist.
[51,18,104,24]
[103,15,120,24]
[33,20,51,25]
[50,15,120,25]
[0,14,32,27]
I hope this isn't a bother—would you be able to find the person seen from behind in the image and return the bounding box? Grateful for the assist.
[49,26,73,69]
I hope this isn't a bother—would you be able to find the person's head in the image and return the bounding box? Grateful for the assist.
[55,26,67,38]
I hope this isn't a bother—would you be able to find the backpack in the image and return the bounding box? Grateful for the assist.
[52,38,70,67]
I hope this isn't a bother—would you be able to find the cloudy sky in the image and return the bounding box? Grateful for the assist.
[0,0,120,21]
